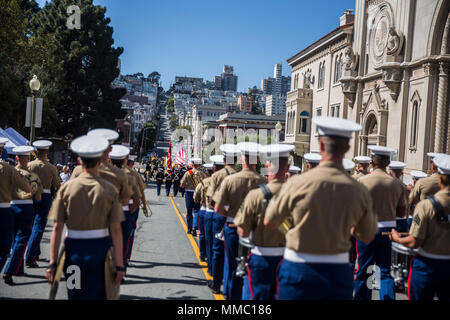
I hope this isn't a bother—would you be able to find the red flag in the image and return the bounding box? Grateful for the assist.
[166,141,172,169]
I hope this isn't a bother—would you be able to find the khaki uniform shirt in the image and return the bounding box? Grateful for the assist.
[180,168,206,191]
[409,190,450,255]
[194,177,211,207]
[71,162,132,201]
[234,179,285,247]
[48,172,124,230]
[0,162,30,203]
[27,159,61,190]
[265,161,377,254]
[124,167,140,200]
[358,168,407,222]
[212,168,266,218]
[206,165,236,199]
[12,165,43,201]
[130,169,145,193]
[352,171,368,180]
[410,173,440,205]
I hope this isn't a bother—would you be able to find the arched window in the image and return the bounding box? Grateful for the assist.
[318,61,325,89]
[286,111,290,134]
[299,111,309,134]
[334,56,340,83]
[410,101,419,148]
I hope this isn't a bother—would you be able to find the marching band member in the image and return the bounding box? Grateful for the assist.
[0,138,32,274]
[173,166,181,197]
[25,140,61,268]
[235,144,293,300]
[354,146,408,300]
[4,146,43,285]
[213,142,266,300]
[45,135,125,300]
[390,154,450,300]
[265,117,378,300]
[180,158,206,236]
[388,161,410,232]
[206,145,239,294]
[409,152,443,205]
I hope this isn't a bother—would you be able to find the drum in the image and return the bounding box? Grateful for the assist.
[391,242,418,294]
[236,237,254,278]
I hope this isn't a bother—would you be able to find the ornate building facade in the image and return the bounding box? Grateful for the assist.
[286,1,450,175]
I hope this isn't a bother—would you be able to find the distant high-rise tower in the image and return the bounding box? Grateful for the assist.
[214,65,238,91]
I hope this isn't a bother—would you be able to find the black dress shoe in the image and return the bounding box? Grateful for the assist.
[191,230,197,237]
[187,230,192,235]
[3,274,15,286]
[207,282,220,294]
[26,261,39,268]
[200,257,206,262]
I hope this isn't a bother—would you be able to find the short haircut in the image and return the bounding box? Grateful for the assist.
[81,157,101,169]
[37,149,49,156]
[320,136,350,157]
[372,155,390,168]
[214,164,225,171]
[440,174,450,187]
[127,159,134,166]
[111,159,124,168]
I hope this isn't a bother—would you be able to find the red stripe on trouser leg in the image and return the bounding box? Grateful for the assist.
[355,241,360,279]
[275,258,284,300]
[407,256,416,300]
[15,240,29,276]
[247,253,253,300]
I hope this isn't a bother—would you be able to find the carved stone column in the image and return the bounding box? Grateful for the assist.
[434,62,449,153]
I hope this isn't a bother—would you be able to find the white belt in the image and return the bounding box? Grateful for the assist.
[378,220,396,228]
[0,202,11,208]
[408,215,413,219]
[251,246,285,257]
[186,189,195,192]
[418,248,450,260]
[224,205,230,211]
[67,229,109,239]
[284,248,349,264]
[226,217,234,223]
[129,200,133,205]
[200,206,207,211]
[206,208,215,213]
[122,205,129,211]
[396,217,407,220]
[11,200,34,205]
[43,189,51,194]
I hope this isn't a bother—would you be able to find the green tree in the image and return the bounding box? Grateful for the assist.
[137,121,157,154]
[30,0,125,138]
[0,0,40,134]
[167,97,174,113]
[169,113,178,129]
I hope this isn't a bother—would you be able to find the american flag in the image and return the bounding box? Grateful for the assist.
[175,147,187,166]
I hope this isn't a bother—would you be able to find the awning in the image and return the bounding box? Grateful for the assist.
[0,128,30,158]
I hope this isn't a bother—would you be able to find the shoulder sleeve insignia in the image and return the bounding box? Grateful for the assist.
[413,214,421,226]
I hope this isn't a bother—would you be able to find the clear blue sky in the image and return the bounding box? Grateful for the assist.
[37,0,355,92]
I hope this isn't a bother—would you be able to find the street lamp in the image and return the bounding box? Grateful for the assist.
[29,75,41,143]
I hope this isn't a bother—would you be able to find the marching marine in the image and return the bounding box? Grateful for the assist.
[265,117,378,300]
[388,161,410,232]
[109,145,141,273]
[234,144,294,300]
[303,153,321,171]
[25,140,61,268]
[4,146,43,285]
[213,142,267,300]
[206,144,239,294]
[409,152,443,205]
[353,146,408,300]
[390,154,450,300]
[45,135,125,300]
[0,138,32,274]
[353,156,372,180]
[180,158,206,236]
